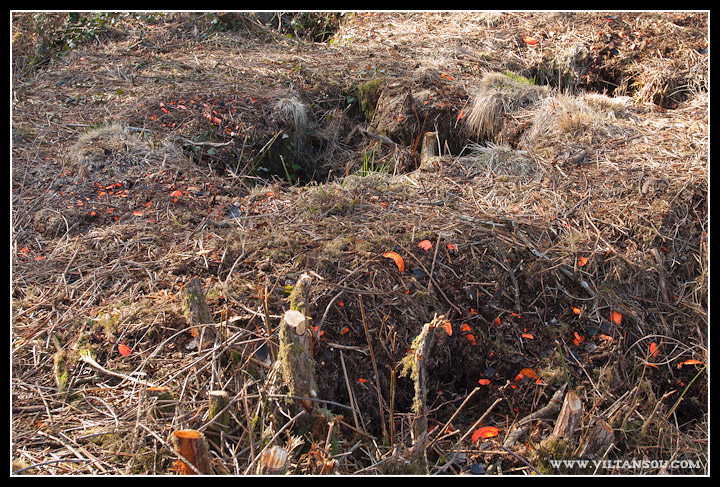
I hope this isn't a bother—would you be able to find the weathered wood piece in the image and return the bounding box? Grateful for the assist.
[503,384,567,448]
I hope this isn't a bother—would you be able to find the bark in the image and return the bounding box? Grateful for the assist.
[172,429,212,475]
[180,276,215,350]
[419,131,440,171]
[552,389,583,441]
[579,419,614,459]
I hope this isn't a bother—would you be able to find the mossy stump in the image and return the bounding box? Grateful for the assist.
[180,276,215,350]
[397,314,451,475]
[271,273,320,430]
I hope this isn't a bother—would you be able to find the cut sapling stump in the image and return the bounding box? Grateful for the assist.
[171,429,212,475]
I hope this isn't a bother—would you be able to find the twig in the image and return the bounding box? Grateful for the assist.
[12,458,95,475]
[426,386,481,450]
[175,137,234,148]
[457,396,503,445]
[358,294,388,441]
[339,350,362,433]
[494,235,521,313]
[78,350,160,389]
[389,237,463,316]
[357,126,399,149]
[427,234,441,295]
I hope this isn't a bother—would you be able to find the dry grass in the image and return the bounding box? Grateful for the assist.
[464,72,549,143]
[12,12,707,476]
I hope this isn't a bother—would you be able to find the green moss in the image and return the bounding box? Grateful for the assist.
[53,350,70,391]
[356,77,385,121]
[532,436,591,474]
[503,70,537,85]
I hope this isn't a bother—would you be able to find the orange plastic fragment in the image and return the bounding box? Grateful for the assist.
[472,426,499,442]
[418,239,433,251]
[515,367,539,381]
[677,359,704,368]
[438,321,453,337]
[382,251,405,272]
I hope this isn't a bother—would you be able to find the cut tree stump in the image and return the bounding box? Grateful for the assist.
[277,308,317,415]
[579,419,614,459]
[172,429,212,475]
[552,389,583,441]
[180,276,215,350]
[419,131,440,171]
[259,445,289,474]
[207,390,230,435]
[396,314,451,474]
[272,273,318,418]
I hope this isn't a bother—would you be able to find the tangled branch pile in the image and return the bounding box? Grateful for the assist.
[12,12,707,475]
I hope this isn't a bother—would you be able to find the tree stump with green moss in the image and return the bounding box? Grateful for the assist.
[207,390,230,436]
[397,314,450,475]
[180,277,215,350]
[270,273,319,424]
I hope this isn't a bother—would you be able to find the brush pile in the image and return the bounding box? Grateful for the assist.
[12,12,707,475]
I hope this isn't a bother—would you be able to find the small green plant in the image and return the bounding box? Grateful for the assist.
[504,70,537,85]
[13,12,165,73]
[358,147,392,176]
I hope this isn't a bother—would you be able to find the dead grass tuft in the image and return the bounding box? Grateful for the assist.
[464,72,548,143]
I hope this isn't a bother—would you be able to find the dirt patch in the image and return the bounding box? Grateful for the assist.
[12,12,707,475]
